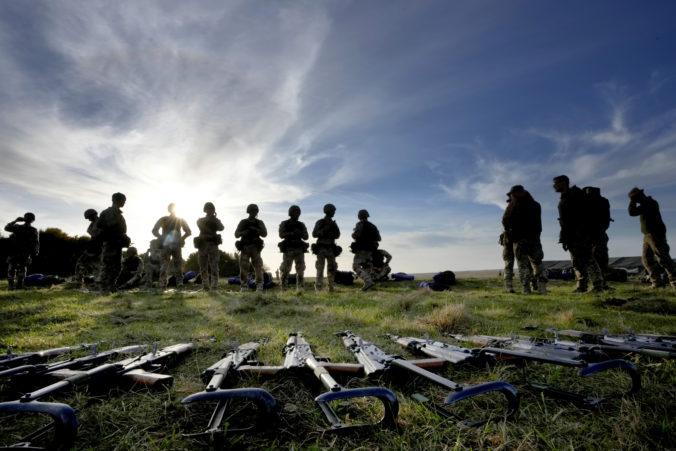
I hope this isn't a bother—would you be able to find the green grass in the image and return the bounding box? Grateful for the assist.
[1,277,675,450]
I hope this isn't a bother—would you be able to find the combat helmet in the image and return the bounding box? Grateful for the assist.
[84,209,97,220]
[288,205,301,217]
[358,209,369,220]
[246,204,259,215]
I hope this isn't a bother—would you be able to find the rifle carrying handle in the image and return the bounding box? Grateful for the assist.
[0,401,78,450]
[578,359,641,394]
[315,387,399,429]
[445,381,520,423]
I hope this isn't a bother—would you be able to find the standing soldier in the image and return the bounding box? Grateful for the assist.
[152,203,191,290]
[4,213,39,290]
[553,175,604,292]
[351,209,381,291]
[584,186,612,288]
[278,205,309,291]
[71,209,102,288]
[97,193,130,294]
[500,191,516,293]
[195,202,224,292]
[312,203,341,292]
[502,185,547,294]
[234,204,267,292]
[628,187,676,289]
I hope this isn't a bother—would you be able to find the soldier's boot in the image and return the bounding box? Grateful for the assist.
[573,280,587,293]
[531,278,539,292]
[538,279,548,295]
[327,274,335,292]
[521,282,532,295]
[16,278,24,290]
[589,281,605,293]
[504,279,515,293]
[296,273,304,292]
[7,278,14,291]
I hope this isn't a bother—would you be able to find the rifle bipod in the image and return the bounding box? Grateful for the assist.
[181,340,277,437]
[338,330,518,427]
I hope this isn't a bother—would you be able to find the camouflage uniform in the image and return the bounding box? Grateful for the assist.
[72,210,102,288]
[278,206,308,291]
[628,188,676,288]
[196,204,224,291]
[371,249,392,281]
[500,232,515,293]
[97,194,130,293]
[312,205,341,292]
[235,205,267,291]
[351,210,381,291]
[117,248,144,289]
[143,239,162,289]
[585,187,612,285]
[152,205,191,289]
[503,186,547,294]
[4,214,39,290]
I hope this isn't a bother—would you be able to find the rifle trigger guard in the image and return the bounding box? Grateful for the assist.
[0,401,78,450]
[444,381,519,424]
[578,359,641,394]
[314,387,399,430]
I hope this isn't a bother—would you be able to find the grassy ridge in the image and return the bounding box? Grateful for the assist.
[1,278,675,450]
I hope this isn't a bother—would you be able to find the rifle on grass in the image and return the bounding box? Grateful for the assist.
[0,343,193,450]
[338,330,518,426]
[448,333,641,407]
[386,333,479,365]
[181,340,277,436]
[239,333,399,432]
[0,344,96,371]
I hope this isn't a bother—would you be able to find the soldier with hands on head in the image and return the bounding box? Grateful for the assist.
[278,205,309,291]
[553,175,604,293]
[71,209,102,289]
[195,202,224,292]
[351,209,381,291]
[4,212,39,290]
[97,193,131,294]
[628,187,676,289]
[234,204,267,292]
[152,203,191,290]
[312,203,341,292]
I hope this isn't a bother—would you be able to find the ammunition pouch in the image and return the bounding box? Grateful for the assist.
[279,240,309,253]
[350,241,378,253]
[238,238,264,252]
[312,243,341,256]
[235,240,242,251]
[193,237,203,249]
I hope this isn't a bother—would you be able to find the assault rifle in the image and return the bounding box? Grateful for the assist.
[237,333,399,432]
[0,343,193,450]
[448,333,641,406]
[181,340,277,436]
[338,330,518,426]
[0,344,95,371]
[386,333,479,365]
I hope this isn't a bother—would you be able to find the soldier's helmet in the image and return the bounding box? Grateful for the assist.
[23,212,35,223]
[246,204,259,215]
[203,202,215,214]
[112,192,126,203]
[84,209,97,220]
[506,185,524,196]
[288,205,301,217]
[127,247,138,257]
[628,187,644,199]
[323,203,336,215]
[358,209,369,220]
[168,203,176,213]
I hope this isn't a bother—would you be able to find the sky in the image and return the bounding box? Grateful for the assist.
[1,1,676,273]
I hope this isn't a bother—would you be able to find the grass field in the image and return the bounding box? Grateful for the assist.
[1,277,675,450]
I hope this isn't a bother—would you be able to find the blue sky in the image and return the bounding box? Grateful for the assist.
[1,1,675,272]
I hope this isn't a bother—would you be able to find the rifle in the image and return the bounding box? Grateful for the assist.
[0,343,193,450]
[181,340,277,436]
[337,330,518,426]
[0,344,95,371]
[238,333,399,432]
[386,333,479,365]
[448,333,641,406]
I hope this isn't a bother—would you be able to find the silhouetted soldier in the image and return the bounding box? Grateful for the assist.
[312,204,341,292]
[584,186,612,288]
[143,238,162,290]
[72,209,102,288]
[117,247,144,289]
[371,249,392,281]
[234,204,267,292]
[152,203,191,290]
[500,192,516,293]
[553,175,603,292]
[351,209,381,291]
[628,187,676,289]
[195,202,224,292]
[97,193,130,294]
[502,185,547,294]
[278,205,309,291]
[4,213,39,290]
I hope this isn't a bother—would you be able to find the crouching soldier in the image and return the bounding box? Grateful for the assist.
[4,213,39,290]
[117,247,144,289]
[351,209,381,291]
[235,204,267,292]
[195,202,224,292]
[143,239,162,290]
[312,204,341,292]
[278,205,309,291]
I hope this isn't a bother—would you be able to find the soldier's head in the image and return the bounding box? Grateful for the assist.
[203,202,216,215]
[127,247,138,257]
[84,209,98,221]
[112,192,126,208]
[323,203,336,217]
[168,203,176,215]
[23,212,35,224]
[288,205,301,219]
[552,175,569,193]
[628,187,645,201]
[507,185,524,196]
[246,204,259,217]
[358,209,369,220]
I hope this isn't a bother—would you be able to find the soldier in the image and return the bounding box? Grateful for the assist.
[584,186,613,288]
[278,205,309,291]
[4,213,39,290]
[628,187,676,289]
[97,193,131,294]
[195,202,224,292]
[553,175,603,292]
[234,204,267,292]
[117,247,144,289]
[71,209,102,288]
[500,191,516,293]
[312,203,341,292]
[502,185,547,294]
[351,209,381,291]
[152,203,191,290]
[142,238,162,290]
[371,249,392,282]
